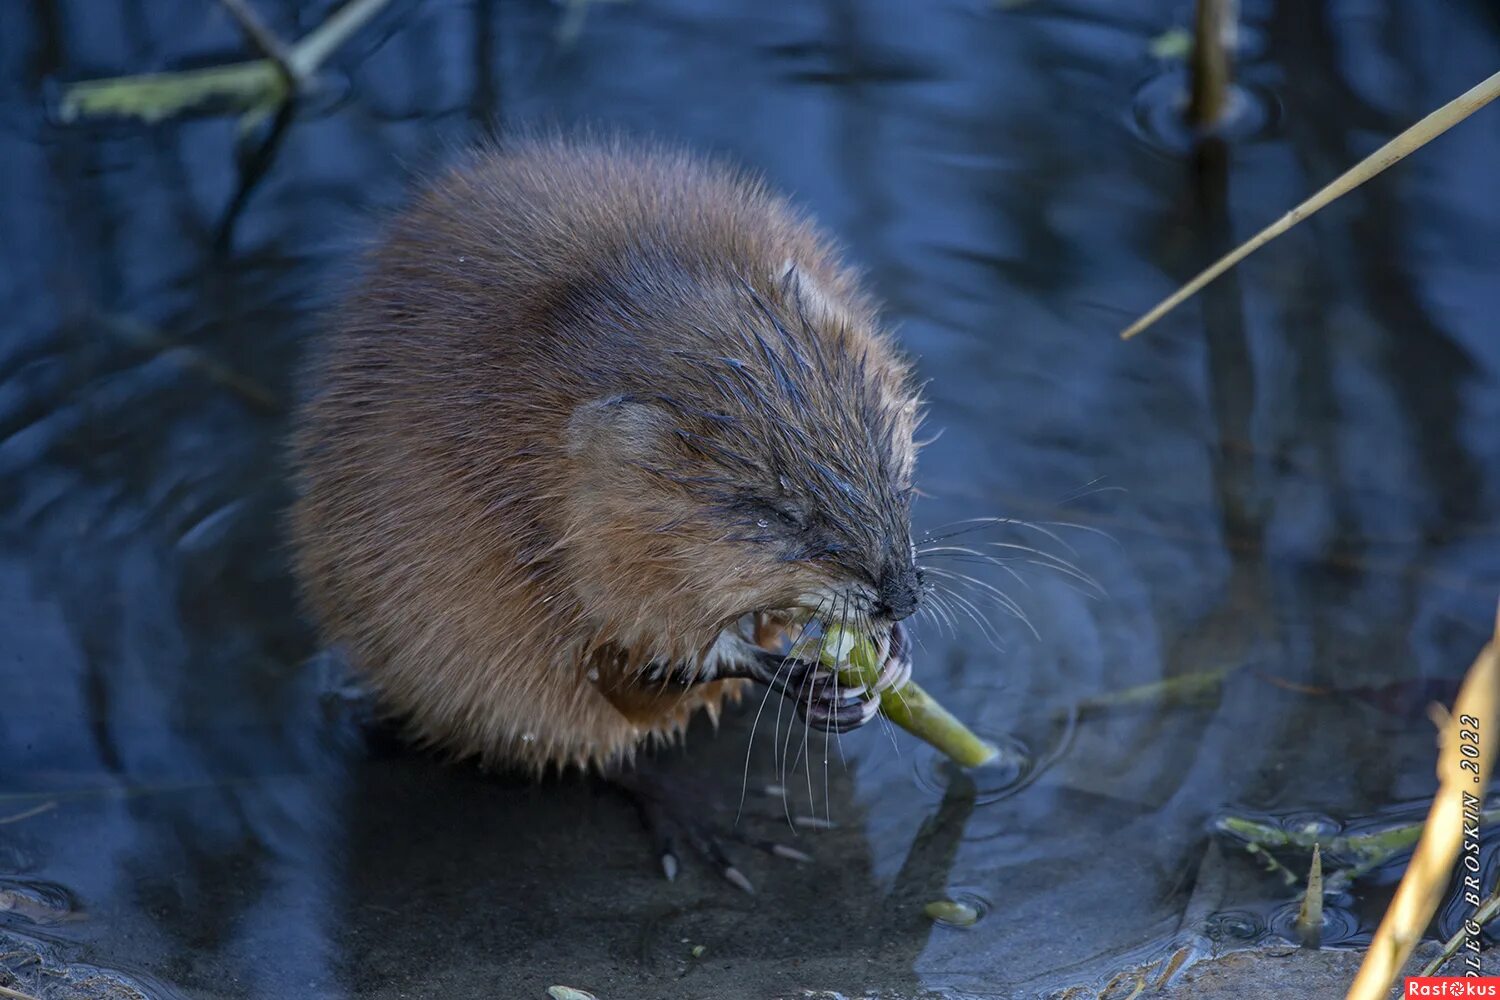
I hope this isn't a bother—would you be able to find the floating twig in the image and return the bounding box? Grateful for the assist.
[1121,68,1500,340]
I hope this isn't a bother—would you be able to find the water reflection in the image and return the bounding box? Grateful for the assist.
[2,0,1498,997]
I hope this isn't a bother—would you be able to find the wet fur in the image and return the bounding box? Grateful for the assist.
[289,133,920,774]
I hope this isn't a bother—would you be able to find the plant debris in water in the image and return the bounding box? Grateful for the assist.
[924,899,980,927]
[1294,843,1323,948]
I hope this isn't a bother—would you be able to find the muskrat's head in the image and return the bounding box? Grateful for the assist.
[561,261,924,661]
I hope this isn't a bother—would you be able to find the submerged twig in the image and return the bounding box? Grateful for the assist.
[1077,663,1241,714]
[0,801,56,826]
[1121,68,1500,340]
[1345,604,1500,1000]
[1219,806,1500,897]
[98,313,280,412]
[1241,839,1301,887]
[1215,810,1500,865]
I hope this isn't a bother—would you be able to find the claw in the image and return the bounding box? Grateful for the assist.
[722,866,756,895]
[614,773,814,890]
[792,815,837,830]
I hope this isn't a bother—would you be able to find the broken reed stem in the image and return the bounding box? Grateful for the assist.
[287,0,391,80]
[1296,843,1324,947]
[217,0,298,82]
[1121,67,1500,340]
[1187,0,1235,129]
[1344,604,1500,1000]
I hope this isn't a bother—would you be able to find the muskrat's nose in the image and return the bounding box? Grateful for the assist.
[874,565,922,622]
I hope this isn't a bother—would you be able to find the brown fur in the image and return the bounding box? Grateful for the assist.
[289,133,919,774]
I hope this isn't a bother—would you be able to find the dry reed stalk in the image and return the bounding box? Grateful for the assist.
[1344,604,1500,1000]
[1121,69,1500,340]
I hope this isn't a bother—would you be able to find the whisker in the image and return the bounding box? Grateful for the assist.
[816,593,846,823]
[1053,475,1126,508]
[739,623,801,825]
[923,589,960,639]
[918,516,1035,545]
[1034,518,1123,550]
[932,584,1007,648]
[776,596,828,825]
[979,543,1104,594]
[797,592,843,817]
[1014,555,1107,598]
[922,565,1035,628]
[918,512,1105,564]
[916,544,996,559]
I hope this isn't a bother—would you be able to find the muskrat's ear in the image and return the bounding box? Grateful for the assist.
[777,258,844,331]
[566,395,671,463]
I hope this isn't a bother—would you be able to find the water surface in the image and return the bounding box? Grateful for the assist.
[2,1,1499,997]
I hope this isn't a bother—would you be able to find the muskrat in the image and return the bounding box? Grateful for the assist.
[289,132,924,879]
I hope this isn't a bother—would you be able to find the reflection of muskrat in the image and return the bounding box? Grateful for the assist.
[289,134,923,784]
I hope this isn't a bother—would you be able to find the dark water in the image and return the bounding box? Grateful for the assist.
[2,1,1499,998]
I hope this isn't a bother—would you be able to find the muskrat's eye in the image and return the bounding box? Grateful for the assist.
[762,500,806,530]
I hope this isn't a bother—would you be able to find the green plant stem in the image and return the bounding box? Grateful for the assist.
[58,0,393,123]
[819,626,999,768]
